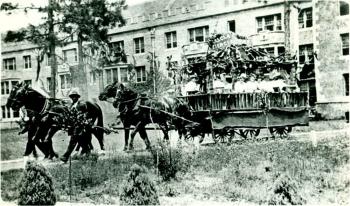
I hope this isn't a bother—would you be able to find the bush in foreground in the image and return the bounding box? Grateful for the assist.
[151,140,192,181]
[120,164,159,205]
[18,161,57,205]
[267,173,305,205]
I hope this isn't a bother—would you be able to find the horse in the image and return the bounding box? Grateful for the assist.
[99,82,191,151]
[6,82,105,160]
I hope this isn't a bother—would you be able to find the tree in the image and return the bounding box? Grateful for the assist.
[58,0,126,99]
[1,0,60,97]
[1,0,126,99]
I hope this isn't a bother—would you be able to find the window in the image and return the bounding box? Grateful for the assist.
[90,71,97,85]
[3,58,16,70]
[165,31,177,49]
[24,80,32,86]
[110,41,124,52]
[59,74,71,89]
[340,1,349,16]
[265,47,275,56]
[299,44,314,64]
[135,66,147,83]
[1,82,9,95]
[278,46,285,56]
[63,49,77,63]
[341,33,349,55]
[120,67,128,82]
[105,67,128,84]
[188,26,209,42]
[344,73,349,96]
[1,105,18,119]
[228,20,235,32]
[134,37,145,54]
[1,81,18,95]
[298,8,313,29]
[256,14,282,32]
[105,68,119,84]
[47,77,53,91]
[24,55,32,69]
[1,106,10,119]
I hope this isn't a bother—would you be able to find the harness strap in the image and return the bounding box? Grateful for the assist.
[39,98,49,115]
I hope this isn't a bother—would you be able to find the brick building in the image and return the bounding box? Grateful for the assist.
[1,0,349,128]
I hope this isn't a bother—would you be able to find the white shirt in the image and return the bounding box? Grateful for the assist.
[258,80,274,92]
[234,81,246,93]
[244,81,258,92]
[183,80,200,95]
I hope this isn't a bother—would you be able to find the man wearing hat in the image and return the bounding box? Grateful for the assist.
[61,89,92,163]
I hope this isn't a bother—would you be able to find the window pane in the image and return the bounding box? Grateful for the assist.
[112,68,118,83]
[229,21,235,32]
[189,29,194,42]
[106,69,112,84]
[60,75,65,89]
[140,38,145,53]
[5,82,9,94]
[195,27,204,42]
[2,106,6,119]
[66,75,71,88]
[7,106,11,118]
[13,108,19,117]
[172,32,177,47]
[340,1,349,16]
[120,67,128,82]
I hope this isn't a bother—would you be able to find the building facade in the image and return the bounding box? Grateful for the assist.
[1,0,349,128]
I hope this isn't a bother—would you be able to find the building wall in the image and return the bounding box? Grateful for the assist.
[314,0,350,119]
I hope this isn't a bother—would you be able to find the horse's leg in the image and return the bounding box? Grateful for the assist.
[129,122,143,151]
[123,122,130,151]
[24,124,37,157]
[91,127,104,151]
[45,128,59,159]
[60,135,79,163]
[32,126,50,158]
[159,122,170,141]
[138,126,151,150]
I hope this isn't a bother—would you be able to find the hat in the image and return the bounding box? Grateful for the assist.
[68,90,80,98]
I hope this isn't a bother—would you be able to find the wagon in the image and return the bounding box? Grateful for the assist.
[173,32,310,143]
[178,91,309,143]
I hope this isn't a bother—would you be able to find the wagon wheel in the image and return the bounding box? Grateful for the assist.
[212,129,222,143]
[269,126,292,138]
[184,132,194,142]
[213,129,233,144]
[238,129,261,140]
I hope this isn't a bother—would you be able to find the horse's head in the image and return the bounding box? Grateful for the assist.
[99,82,119,101]
[6,81,30,110]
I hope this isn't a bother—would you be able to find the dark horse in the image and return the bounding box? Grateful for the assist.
[99,82,191,151]
[6,82,105,159]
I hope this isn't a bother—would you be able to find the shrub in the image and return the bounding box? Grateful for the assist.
[267,173,305,205]
[120,164,159,205]
[151,140,192,181]
[18,161,57,205]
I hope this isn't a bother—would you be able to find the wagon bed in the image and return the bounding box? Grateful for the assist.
[178,91,309,142]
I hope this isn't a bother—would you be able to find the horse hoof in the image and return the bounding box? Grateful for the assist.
[123,147,128,151]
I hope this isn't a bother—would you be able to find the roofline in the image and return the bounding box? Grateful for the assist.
[108,1,285,36]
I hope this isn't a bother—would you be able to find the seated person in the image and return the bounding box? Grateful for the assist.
[271,76,287,92]
[183,75,200,95]
[213,75,225,92]
[258,74,274,92]
[245,74,259,92]
[234,73,247,93]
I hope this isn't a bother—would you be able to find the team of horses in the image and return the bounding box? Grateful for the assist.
[6,81,193,162]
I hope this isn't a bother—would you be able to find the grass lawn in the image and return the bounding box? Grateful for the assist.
[1,131,349,205]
